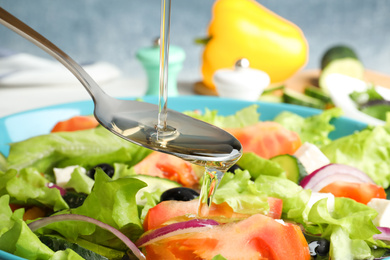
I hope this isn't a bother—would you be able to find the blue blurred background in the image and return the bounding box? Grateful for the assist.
[1,0,389,82]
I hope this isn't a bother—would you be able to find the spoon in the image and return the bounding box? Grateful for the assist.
[0,7,242,165]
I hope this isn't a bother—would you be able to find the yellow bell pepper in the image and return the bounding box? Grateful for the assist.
[201,0,308,90]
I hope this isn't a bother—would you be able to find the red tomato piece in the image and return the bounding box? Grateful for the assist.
[143,198,283,231]
[51,116,99,132]
[9,204,47,221]
[144,214,310,260]
[133,152,201,188]
[225,121,301,159]
[9,204,22,212]
[319,181,387,205]
[23,206,46,221]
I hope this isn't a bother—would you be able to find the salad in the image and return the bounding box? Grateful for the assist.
[1,98,390,260]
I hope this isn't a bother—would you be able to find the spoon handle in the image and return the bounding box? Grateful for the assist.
[0,7,105,101]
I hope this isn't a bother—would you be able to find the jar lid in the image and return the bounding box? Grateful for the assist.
[213,58,270,101]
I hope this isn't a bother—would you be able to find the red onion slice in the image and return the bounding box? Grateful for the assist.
[373,227,390,241]
[28,214,145,260]
[136,218,219,247]
[300,163,375,191]
[46,182,66,196]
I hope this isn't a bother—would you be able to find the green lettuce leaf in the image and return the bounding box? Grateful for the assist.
[36,170,146,249]
[64,167,94,195]
[214,170,269,215]
[49,249,85,260]
[321,124,390,188]
[254,175,311,222]
[0,152,7,172]
[7,127,151,180]
[184,104,260,128]
[139,191,160,223]
[212,255,228,260]
[329,226,373,260]
[0,195,56,259]
[274,107,343,146]
[321,120,390,188]
[305,198,379,240]
[1,168,68,211]
[112,163,137,180]
[236,152,286,180]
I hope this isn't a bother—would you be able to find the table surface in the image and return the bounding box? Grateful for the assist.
[0,77,196,118]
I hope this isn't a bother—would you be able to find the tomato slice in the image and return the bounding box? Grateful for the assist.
[9,204,47,221]
[225,121,301,159]
[133,152,202,188]
[143,198,283,231]
[319,181,387,205]
[51,116,99,132]
[144,214,310,260]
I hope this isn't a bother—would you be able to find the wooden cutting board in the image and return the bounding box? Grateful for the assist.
[194,69,390,96]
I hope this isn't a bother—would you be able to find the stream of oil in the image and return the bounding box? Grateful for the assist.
[155,0,241,217]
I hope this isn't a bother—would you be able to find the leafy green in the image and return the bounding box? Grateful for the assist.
[214,170,269,215]
[1,168,68,211]
[253,175,384,260]
[329,226,373,260]
[237,152,285,179]
[39,235,115,260]
[274,107,343,146]
[2,105,390,260]
[7,127,151,179]
[0,152,7,172]
[184,104,260,128]
[360,102,390,121]
[321,124,390,188]
[139,191,160,223]
[349,84,384,105]
[64,167,94,195]
[254,175,311,222]
[0,195,56,259]
[305,198,378,240]
[49,249,85,260]
[36,170,146,249]
[112,163,137,180]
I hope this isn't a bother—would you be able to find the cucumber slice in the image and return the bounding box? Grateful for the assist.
[304,86,332,104]
[259,85,284,103]
[262,85,285,95]
[258,94,283,103]
[0,152,7,172]
[283,88,326,109]
[319,45,364,93]
[131,175,181,205]
[270,154,307,183]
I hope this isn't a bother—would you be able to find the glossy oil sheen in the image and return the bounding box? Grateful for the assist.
[103,98,242,164]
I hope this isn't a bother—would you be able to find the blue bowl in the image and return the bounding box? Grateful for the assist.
[0,96,367,156]
[0,96,371,259]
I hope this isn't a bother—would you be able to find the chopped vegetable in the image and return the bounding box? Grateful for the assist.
[136,219,219,247]
[51,115,99,132]
[28,214,146,260]
[2,104,390,260]
[319,181,386,205]
[300,163,375,191]
[319,45,365,93]
[226,121,302,159]
[201,0,308,90]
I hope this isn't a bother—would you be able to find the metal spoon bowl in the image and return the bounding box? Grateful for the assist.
[0,7,242,165]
